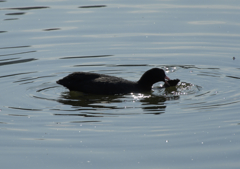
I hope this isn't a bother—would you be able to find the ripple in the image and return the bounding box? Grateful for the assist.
[0,45,30,49]
[153,81,201,97]
[79,5,107,8]
[2,65,240,116]
[5,12,25,15]
[27,82,61,102]
[3,6,49,10]
[4,18,18,21]
[60,55,113,59]
[0,58,37,66]
[0,51,36,57]
[43,28,61,31]
[0,71,36,78]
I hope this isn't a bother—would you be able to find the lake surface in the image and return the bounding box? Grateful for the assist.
[1,0,240,168]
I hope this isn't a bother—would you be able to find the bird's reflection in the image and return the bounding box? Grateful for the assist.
[56,85,180,117]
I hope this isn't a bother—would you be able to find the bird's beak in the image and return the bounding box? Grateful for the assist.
[165,76,170,86]
[165,76,170,80]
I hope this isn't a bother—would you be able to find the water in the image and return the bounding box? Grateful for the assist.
[1,0,240,168]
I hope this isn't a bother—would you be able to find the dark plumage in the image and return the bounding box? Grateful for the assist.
[57,68,179,95]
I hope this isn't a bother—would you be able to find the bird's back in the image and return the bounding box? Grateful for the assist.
[57,72,138,94]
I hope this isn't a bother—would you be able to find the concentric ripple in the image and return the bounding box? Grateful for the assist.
[2,65,240,116]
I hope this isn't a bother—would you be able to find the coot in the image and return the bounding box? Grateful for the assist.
[57,68,179,94]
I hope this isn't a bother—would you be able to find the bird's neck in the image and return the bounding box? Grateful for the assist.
[137,81,153,91]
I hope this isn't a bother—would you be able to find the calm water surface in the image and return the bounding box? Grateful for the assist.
[1,0,240,168]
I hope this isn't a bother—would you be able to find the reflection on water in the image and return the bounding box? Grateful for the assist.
[29,79,186,116]
[1,0,240,168]
[3,63,239,116]
[56,90,173,115]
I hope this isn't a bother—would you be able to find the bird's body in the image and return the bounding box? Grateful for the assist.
[57,68,179,95]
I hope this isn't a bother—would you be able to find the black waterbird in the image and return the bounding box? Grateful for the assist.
[57,68,179,95]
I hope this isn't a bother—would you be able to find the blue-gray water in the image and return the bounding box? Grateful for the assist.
[1,0,240,168]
